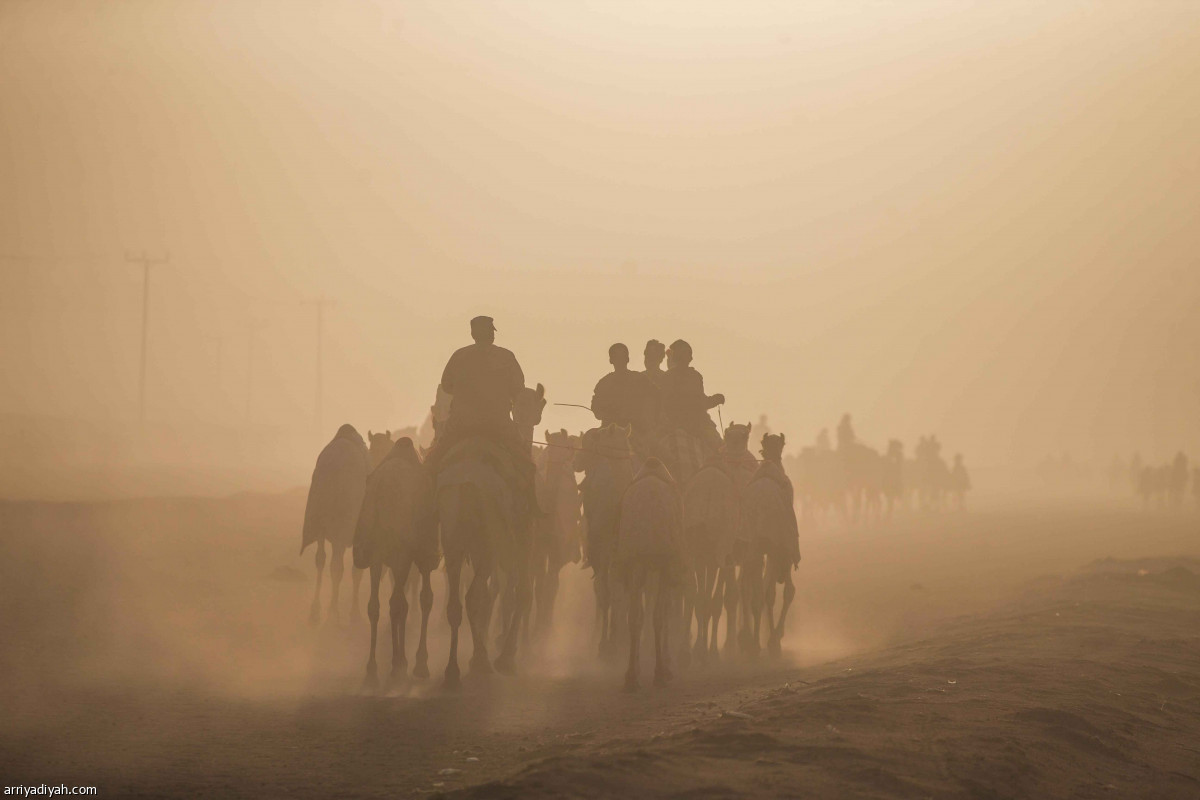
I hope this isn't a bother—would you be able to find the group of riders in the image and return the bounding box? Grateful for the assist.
[1121,451,1198,509]
[300,315,967,691]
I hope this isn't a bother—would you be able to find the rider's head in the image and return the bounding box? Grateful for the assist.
[666,339,692,369]
[608,343,629,370]
[470,316,496,345]
[644,339,665,369]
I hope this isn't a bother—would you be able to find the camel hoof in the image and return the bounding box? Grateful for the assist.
[624,673,639,692]
[362,666,379,692]
[469,654,493,675]
[654,667,674,687]
[443,670,462,691]
[412,661,430,680]
[768,639,783,659]
[308,605,321,628]
[494,655,516,676]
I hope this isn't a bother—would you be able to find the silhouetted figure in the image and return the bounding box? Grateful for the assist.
[640,339,667,435]
[837,413,856,451]
[301,423,370,626]
[424,316,537,518]
[660,339,724,456]
[815,428,832,452]
[591,343,653,454]
[1170,452,1189,508]
[950,453,971,511]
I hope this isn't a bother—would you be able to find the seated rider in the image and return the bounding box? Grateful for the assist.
[660,339,724,454]
[424,316,537,517]
[591,343,653,455]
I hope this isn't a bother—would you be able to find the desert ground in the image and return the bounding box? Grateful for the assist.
[2,494,1198,798]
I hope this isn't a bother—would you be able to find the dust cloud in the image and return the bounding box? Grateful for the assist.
[2,1,1200,798]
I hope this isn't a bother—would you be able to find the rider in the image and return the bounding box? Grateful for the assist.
[425,316,537,516]
[591,343,653,454]
[660,339,724,454]
[836,413,856,451]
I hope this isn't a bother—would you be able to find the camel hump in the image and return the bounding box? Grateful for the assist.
[618,475,683,562]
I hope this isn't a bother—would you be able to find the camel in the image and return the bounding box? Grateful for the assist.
[531,428,582,639]
[574,423,635,659]
[492,385,547,652]
[352,438,438,689]
[617,457,685,690]
[367,429,394,471]
[300,424,369,626]
[882,440,905,518]
[740,433,801,658]
[680,421,756,664]
[435,384,544,687]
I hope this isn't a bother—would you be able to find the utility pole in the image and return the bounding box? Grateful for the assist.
[125,251,169,424]
[306,296,335,435]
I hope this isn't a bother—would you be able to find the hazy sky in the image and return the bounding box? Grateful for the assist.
[2,0,1198,465]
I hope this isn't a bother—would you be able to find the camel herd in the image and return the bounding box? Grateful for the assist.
[300,390,970,691]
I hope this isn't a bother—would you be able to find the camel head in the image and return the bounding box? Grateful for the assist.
[514,383,547,429]
[723,421,751,454]
[368,429,393,453]
[760,432,786,463]
[584,422,632,457]
[544,428,578,467]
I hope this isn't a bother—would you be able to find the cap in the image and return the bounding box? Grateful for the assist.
[470,316,496,332]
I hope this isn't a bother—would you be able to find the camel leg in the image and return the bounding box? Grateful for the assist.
[694,566,716,663]
[741,552,763,656]
[363,563,382,690]
[539,558,563,639]
[443,557,464,690]
[350,566,364,622]
[676,568,694,671]
[595,567,610,658]
[768,565,796,658]
[764,578,778,654]
[654,570,674,687]
[327,544,346,624]
[723,563,739,657]
[496,568,532,674]
[466,567,494,675]
[309,540,327,627]
[625,566,645,691]
[387,557,413,689]
[413,568,434,679]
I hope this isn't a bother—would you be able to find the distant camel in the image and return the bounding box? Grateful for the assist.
[367,430,394,471]
[301,424,369,626]
[353,438,438,689]
[740,433,800,658]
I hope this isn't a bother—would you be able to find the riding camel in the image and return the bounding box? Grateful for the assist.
[435,384,544,687]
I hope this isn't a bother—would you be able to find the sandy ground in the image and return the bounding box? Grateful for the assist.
[1,494,1198,797]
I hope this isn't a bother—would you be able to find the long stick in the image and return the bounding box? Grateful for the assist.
[553,403,593,411]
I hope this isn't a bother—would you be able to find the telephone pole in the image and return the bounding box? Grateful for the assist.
[125,251,169,424]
